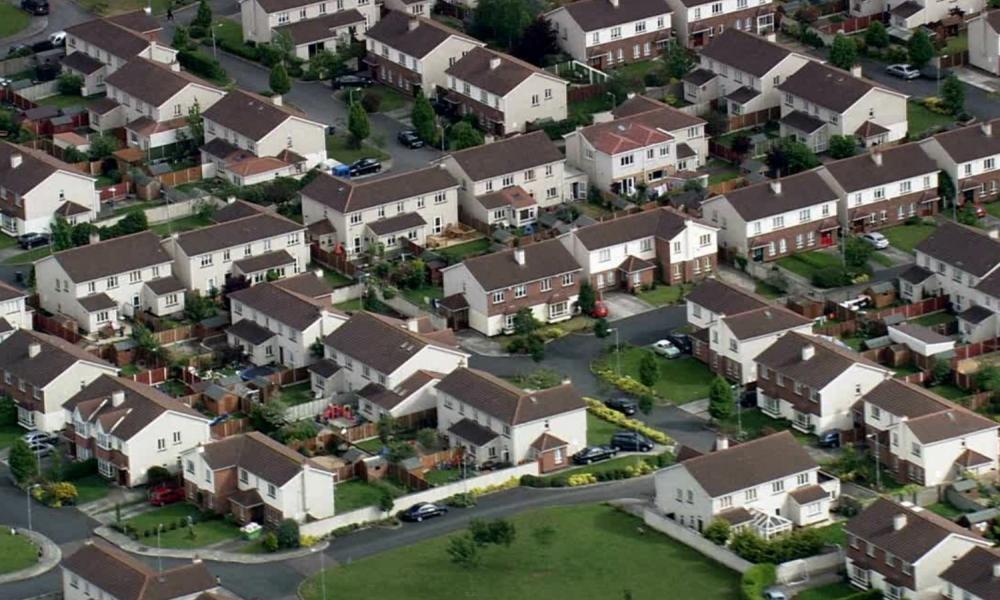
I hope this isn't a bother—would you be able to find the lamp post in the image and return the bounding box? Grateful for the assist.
[311,547,328,600]
[211,23,224,60]
[609,328,621,377]
[606,91,616,110]
[867,433,882,491]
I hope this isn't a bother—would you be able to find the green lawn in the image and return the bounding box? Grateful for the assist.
[813,521,848,546]
[400,284,444,307]
[0,4,30,39]
[777,251,843,282]
[0,424,22,450]
[605,348,716,404]
[125,504,240,549]
[354,437,384,454]
[37,94,99,109]
[754,281,785,299]
[941,32,968,55]
[340,85,411,113]
[908,101,954,138]
[213,18,244,48]
[587,411,621,446]
[326,135,390,164]
[334,298,364,312]
[435,238,490,262]
[912,312,955,327]
[278,382,314,406]
[543,455,652,482]
[76,0,175,14]
[882,223,936,254]
[612,60,663,81]
[0,529,37,575]
[300,504,741,600]
[840,336,865,351]
[335,480,388,512]
[706,159,741,186]
[927,502,966,520]
[797,582,860,600]
[987,202,1000,219]
[151,215,213,236]
[74,474,112,505]
[569,94,614,122]
[717,409,797,441]
[3,246,51,265]
[928,384,968,401]
[423,468,461,486]
[312,264,353,288]
[0,234,17,250]
[636,284,689,306]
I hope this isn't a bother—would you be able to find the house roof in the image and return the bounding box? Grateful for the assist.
[64,375,207,440]
[553,0,670,31]
[577,105,703,155]
[173,211,303,256]
[700,29,792,77]
[899,264,934,285]
[144,275,185,295]
[105,58,220,107]
[302,166,457,213]
[226,319,275,345]
[889,322,952,344]
[715,169,838,221]
[65,16,155,60]
[107,9,161,33]
[367,212,426,236]
[777,61,879,113]
[982,9,1000,32]
[754,331,886,389]
[0,141,89,196]
[365,10,476,59]
[855,120,890,138]
[975,270,1000,299]
[824,143,938,193]
[232,249,295,274]
[717,507,755,526]
[448,418,499,445]
[572,207,702,250]
[915,222,1000,278]
[56,200,92,217]
[905,408,998,444]
[62,541,217,600]
[436,368,584,425]
[308,358,340,379]
[725,86,760,105]
[683,68,717,86]
[274,9,365,44]
[358,382,404,410]
[0,329,112,389]
[456,238,580,291]
[959,304,994,325]
[681,431,817,498]
[863,379,948,419]
[618,255,655,273]
[78,293,117,312]
[47,230,170,283]
[685,277,768,315]
[929,119,1000,164]
[845,498,983,564]
[446,130,563,181]
[90,97,122,115]
[788,484,828,505]
[273,271,335,300]
[477,186,535,210]
[891,0,922,17]
[956,448,994,468]
[446,47,560,97]
[199,431,316,486]
[229,276,338,332]
[61,51,105,75]
[324,312,458,375]
[941,546,1000,600]
[0,280,27,302]
[530,432,568,451]
[202,90,313,142]
[722,305,811,340]
[780,110,827,134]
[214,199,265,223]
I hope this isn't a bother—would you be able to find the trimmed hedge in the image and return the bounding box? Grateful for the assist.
[585,397,672,445]
[177,49,228,84]
[740,563,776,600]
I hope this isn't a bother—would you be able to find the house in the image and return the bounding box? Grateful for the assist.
[655,431,839,537]
[226,272,348,368]
[300,165,460,258]
[384,0,433,16]
[901,221,1000,314]
[921,119,1000,206]
[684,278,812,384]
[0,329,118,432]
[356,369,441,419]
[238,0,377,47]
[559,207,718,292]
[702,169,840,262]
[887,322,956,364]
[435,367,586,470]
[958,266,1000,343]
[755,331,892,434]
[861,379,998,486]
[849,0,987,29]
[36,231,183,333]
[363,11,484,96]
[544,0,672,70]
[0,141,98,236]
[200,90,327,185]
[275,10,369,60]
[94,58,225,156]
[941,546,1000,600]
[682,29,810,121]
[182,431,336,525]
[819,143,940,234]
[163,206,309,293]
[441,239,582,336]
[777,61,908,151]
[666,0,775,47]
[322,311,469,398]
[563,95,707,195]
[845,498,993,599]
[969,11,1000,77]
[440,131,586,229]
[63,376,211,487]
[62,541,224,600]
[62,12,177,96]
[0,281,31,341]
[444,47,567,136]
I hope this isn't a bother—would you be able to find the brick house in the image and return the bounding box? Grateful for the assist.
[544,0,672,70]
[666,0,775,48]
[702,169,840,263]
[921,119,1000,207]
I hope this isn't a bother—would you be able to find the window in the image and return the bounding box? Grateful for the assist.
[745,487,757,501]
[267,483,276,498]
[186,460,195,474]
[540,278,552,292]
[686,490,693,504]
[772,480,784,493]
[546,187,558,199]
[562,273,574,286]
[720,495,732,509]
[514,285,526,298]
[986,157,996,171]
[911,442,921,457]
[772,215,784,228]
[87,282,95,293]
[798,209,810,223]
[870,405,881,420]
[173,431,181,445]
[492,291,505,304]
[599,248,611,262]
[200,254,213,268]
[796,473,809,486]
[656,16,664,28]
[591,32,599,44]
[502,175,514,187]
[620,154,635,167]
[106,275,118,289]
[240,468,248,483]
[610,26,622,39]
[635,20,646,33]
[712,1,722,13]
[531,94,540,107]
[698,234,711,247]
[157,438,166,451]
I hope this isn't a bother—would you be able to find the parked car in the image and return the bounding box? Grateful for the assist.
[18,232,48,249]
[401,502,448,522]
[331,74,372,89]
[604,397,637,416]
[740,388,758,408]
[651,339,681,359]
[817,430,841,449]
[49,31,66,46]
[20,0,49,15]
[325,125,336,136]
[610,431,654,452]
[591,301,609,318]
[22,431,56,445]
[397,129,424,149]
[666,331,692,354]
[860,232,889,250]
[886,64,921,80]
[972,204,987,218]
[431,97,456,117]
[149,484,186,506]
[571,445,618,465]
[763,588,788,600]
[349,158,382,176]
[28,440,54,457]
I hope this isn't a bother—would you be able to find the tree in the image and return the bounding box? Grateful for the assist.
[908,30,934,68]
[957,204,980,226]
[469,518,516,547]
[411,92,437,146]
[184,291,217,322]
[938,169,956,210]
[828,135,858,159]
[766,139,819,176]
[447,534,481,568]
[51,216,74,251]
[703,519,731,545]
[578,281,596,314]
[378,492,395,515]
[272,31,295,64]
[829,34,858,70]
[57,73,83,96]
[975,364,1000,395]
[89,135,120,161]
[0,395,16,426]
[844,236,875,270]
[448,121,484,150]
[512,18,558,66]
[187,101,204,147]
[377,414,400,443]
[9,438,37,484]
[416,428,439,450]
[638,351,659,387]
[113,210,149,237]
[941,74,965,115]
[249,399,288,434]
[193,0,212,29]
[512,307,539,336]
[594,317,610,338]
[348,102,370,148]
[173,26,192,51]
[307,50,345,81]
[473,0,533,49]
[276,519,300,549]
[865,21,889,49]
[663,41,693,79]
[931,357,952,385]
[146,466,172,486]
[708,377,734,422]
[269,62,291,96]
[70,223,96,248]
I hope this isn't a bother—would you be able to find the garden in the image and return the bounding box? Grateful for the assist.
[593,346,716,404]
[881,221,936,254]
[118,504,242,550]
[0,529,38,575]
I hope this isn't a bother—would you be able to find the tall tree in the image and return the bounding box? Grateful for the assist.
[411,91,436,145]
[348,101,370,148]
[50,216,73,251]
[9,438,37,484]
[269,62,291,96]
[186,101,204,146]
[766,139,819,176]
[448,121,484,150]
[473,0,533,49]
[941,74,965,115]
[907,30,934,68]
[638,351,659,387]
[578,281,596,314]
[663,41,693,79]
[708,377,734,422]
[864,21,889,48]
[828,134,858,159]
[829,34,858,70]
[193,0,212,29]
[512,18,558,66]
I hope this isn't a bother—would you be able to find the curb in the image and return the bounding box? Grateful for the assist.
[94,525,330,564]
[2,16,48,46]
[0,528,61,584]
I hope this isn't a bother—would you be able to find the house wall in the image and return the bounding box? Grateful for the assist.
[326,343,468,392]
[0,170,98,236]
[781,87,907,147]
[230,300,346,368]
[501,74,568,134]
[704,193,838,260]
[546,9,587,62]
[441,154,569,214]
[969,15,1000,76]
[896,423,999,486]
[509,408,586,462]
[107,81,225,130]
[242,0,378,43]
[114,412,211,486]
[818,166,939,232]
[27,362,119,432]
[368,34,484,93]
[668,0,775,45]
[712,320,813,385]
[911,249,998,312]
[550,9,671,65]
[0,296,31,333]
[700,53,811,116]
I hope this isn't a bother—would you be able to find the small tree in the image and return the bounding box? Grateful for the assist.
[275,518,300,549]
[829,34,858,70]
[594,317,610,338]
[703,519,731,545]
[448,121,484,150]
[828,135,858,159]
[173,26,192,51]
[512,307,539,336]
[146,466,172,487]
[57,73,83,96]
[447,534,481,568]
[511,18,559,66]
[411,92,437,145]
[269,62,291,96]
[708,377,734,422]
[416,428,439,450]
[184,291,217,322]
[663,41,693,79]
[957,204,980,226]
[864,21,889,49]
[89,135,120,161]
[51,216,74,251]
[9,438,37,484]
[938,170,956,208]
[186,101,205,147]
[249,398,288,434]
[377,414,400,443]
[348,102,370,148]
[192,0,213,29]
[907,30,934,68]
[931,357,952,385]
[766,139,819,176]
[844,236,875,270]
[378,492,395,515]
[638,352,659,387]
[578,281,597,314]
[941,74,965,116]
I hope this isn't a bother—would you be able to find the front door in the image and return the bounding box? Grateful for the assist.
[820,231,834,247]
[752,247,764,262]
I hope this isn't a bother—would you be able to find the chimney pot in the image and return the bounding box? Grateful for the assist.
[271,95,283,107]
[871,151,882,166]
[893,513,907,531]
[801,344,815,361]
[993,563,1000,578]
[982,122,993,137]
[408,17,419,31]
[10,153,22,169]
[716,435,729,451]
[27,342,40,358]
[770,180,782,195]
[489,56,501,70]
[513,247,526,266]
[850,64,862,78]
[111,390,125,407]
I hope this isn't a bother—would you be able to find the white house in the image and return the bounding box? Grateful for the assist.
[239,0,377,46]
[63,375,212,487]
[666,0,776,47]
[545,0,672,70]
[0,281,32,341]
[920,119,1000,207]
[887,323,956,360]
[275,10,369,60]
[969,11,1000,76]
[355,370,441,419]
[0,142,98,236]
[941,547,1000,600]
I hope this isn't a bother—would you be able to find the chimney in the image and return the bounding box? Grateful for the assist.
[89,231,101,245]
[716,435,729,451]
[513,247,526,266]
[227,195,236,204]
[111,390,125,407]
[408,17,419,31]
[993,562,1000,578]
[850,64,862,78]
[871,151,883,166]
[489,56,502,70]
[982,122,992,137]
[272,95,283,107]
[609,0,619,7]
[406,318,420,332]
[892,513,907,531]
[770,180,782,195]
[27,342,40,358]
[801,344,815,361]
[10,153,22,169]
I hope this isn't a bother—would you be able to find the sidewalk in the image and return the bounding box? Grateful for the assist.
[94,525,330,564]
[951,67,1000,93]
[0,528,61,584]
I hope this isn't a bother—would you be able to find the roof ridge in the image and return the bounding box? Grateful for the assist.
[685,430,796,465]
[50,229,159,258]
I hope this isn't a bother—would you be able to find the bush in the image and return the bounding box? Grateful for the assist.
[146,466,172,487]
[703,519,731,545]
[566,473,598,486]
[262,532,279,552]
[276,519,300,549]
[361,91,382,113]
[584,398,672,445]
[812,266,851,288]
[177,49,227,83]
[445,492,477,508]
[741,564,776,600]
[35,482,78,507]
[643,70,668,87]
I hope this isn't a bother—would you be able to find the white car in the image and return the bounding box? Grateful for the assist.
[27,440,54,457]
[886,64,921,80]
[652,340,681,359]
[22,430,54,445]
[861,232,889,250]
[49,31,66,46]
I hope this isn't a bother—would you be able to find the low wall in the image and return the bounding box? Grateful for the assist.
[946,486,988,513]
[301,462,539,537]
[775,550,843,583]
[330,283,363,304]
[380,291,448,330]
[285,398,327,421]
[641,508,753,574]
[17,80,59,102]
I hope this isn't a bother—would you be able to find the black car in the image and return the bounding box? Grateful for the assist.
[431,97,456,117]
[604,397,637,416]
[20,0,48,15]
[572,445,618,465]
[666,332,692,354]
[397,129,424,149]
[349,158,382,176]
[400,502,448,522]
[611,431,654,452]
[332,74,373,89]
[18,232,48,249]
[325,125,336,136]
[739,388,758,408]
[817,431,841,449]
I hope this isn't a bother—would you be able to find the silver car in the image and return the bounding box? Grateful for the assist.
[886,64,921,80]
[652,339,681,359]
[861,232,890,250]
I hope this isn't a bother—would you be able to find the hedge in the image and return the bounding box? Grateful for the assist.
[740,564,776,600]
[592,366,660,403]
[585,397,672,445]
[177,49,228,84]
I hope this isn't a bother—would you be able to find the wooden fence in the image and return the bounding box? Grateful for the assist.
[156,165,203,187]
[131,367,169,386]
[152,325,195,345]
[311,244,358,277]
[388,463,432,491]
[33,312,82,344]
[707,177,746,196]
[98,182,131,203]
[939,51,970,69]
[724,107,781,133]
[210,417,250,439]
[953,337,1000,362]
[816,13,883,34]
[567,84,604,104]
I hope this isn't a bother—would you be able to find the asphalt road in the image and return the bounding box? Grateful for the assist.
[0,0,91,52]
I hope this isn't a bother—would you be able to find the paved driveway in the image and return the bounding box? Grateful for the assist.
[603,292,654,321]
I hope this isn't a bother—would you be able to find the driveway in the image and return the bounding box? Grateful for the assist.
[603,292,654,321]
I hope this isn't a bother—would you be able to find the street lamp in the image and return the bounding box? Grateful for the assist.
[609,327,621,377]
[606,91,616,110]
[866,433,882,490]
[210,23,224,60]
[311,546,328,600]
[26,483,39,532]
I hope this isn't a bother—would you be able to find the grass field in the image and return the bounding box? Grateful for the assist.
[0,5,30,39]
[73,475,112,505]
[913,312,955,327]
[435,239,491,262]
[77,0,175,14]
[326,135,390,164]
[300,504,741,600]
[813,521,847,546]
[602,348,716,404]
[0,529,37,575]
[37,94,99,109]
[125,504,240,549]
[335,480,389,512]
[907,101,954,138]
[928,384,968,401]
[587,411,622,446]
[988,202,1000,219]
[717,409,797,441]
[151,215,213,236]
[340,85,410,113]
[334,298,364,312]
[3,245,51,265]
[927,502,966,520]
[754,281,785,299]
[636,284,689,306]
[0,234,16,250]
[777,251,843,282]
[400,284,444,307]
[0,424,22,450]
[882,223,935,253]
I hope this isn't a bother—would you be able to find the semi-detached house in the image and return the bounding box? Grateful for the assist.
[63,375,212,487]
[545,0,672,70]
[941,546,1000,600]
[274,10,368,60]
[666,0,775,47]
[921,119,1000,206]
[300,165,459,258]
[969,11,1000,77]
[239,0,377,47]
[442,239,582,336]
[36,230,185,333]
[355,369,441,420]
[0,281,31,341]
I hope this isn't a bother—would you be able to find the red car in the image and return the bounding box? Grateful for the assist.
[973,204,987,218]
[591,301,609,319]
[149,485,185,506]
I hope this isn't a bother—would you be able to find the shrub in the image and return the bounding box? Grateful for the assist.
[146,466,173,487]
[177,49,227,84]
[643,70,668,87]
[812,266,851,288]
[566,473,598,486]
[276,519,300,549]
[704,519,731,545]
[262,532,279,552]
[741,563,776,600]
[445,492,477,508]
[64,458,98,481]
[361,91,382,113]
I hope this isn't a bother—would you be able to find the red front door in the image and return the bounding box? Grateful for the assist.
[820,231,834,247]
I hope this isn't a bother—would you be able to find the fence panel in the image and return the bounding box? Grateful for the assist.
[285,398,328,421]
